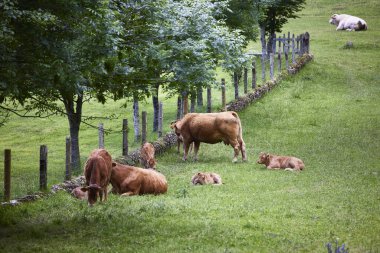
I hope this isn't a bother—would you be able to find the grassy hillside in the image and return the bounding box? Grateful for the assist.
[1,0,379,252]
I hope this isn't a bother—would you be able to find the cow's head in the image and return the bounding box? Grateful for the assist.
[192,172,207,185]
[257,152,269,165]
[170,120,183,139]
[329,14,339,25]
[81,184,101,206]
[148,158,157,170]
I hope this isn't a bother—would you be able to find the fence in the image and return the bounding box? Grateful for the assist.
[2,31,310,202]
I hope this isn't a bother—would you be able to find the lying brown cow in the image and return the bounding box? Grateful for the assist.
[140,142,157,169]
[191,172,222,185]
[71,186,87,200]
[172,112,247,163]
[257,152,305,171]
[81,149,113,206]
[110,162,167,196]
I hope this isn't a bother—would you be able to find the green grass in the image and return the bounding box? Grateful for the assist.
[1,0,380,252]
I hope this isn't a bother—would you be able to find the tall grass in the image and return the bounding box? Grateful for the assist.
[0,0,380,252]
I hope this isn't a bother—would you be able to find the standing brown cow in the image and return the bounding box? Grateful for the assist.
[172,111,247,162]
[110,162,167,196]
[81,149,113,206]
[257,152,305,171]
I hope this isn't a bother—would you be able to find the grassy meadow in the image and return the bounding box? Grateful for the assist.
[1,0,380,252]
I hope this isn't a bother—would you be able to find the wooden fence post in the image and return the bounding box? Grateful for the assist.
[207,87,212,113]
[285,45,289,70]
[252,60,256,90]
[98,123,104,149]
[234,72,239,99]
[292,33,296,64]
[65,137,71,181]
[221,79,226,111]
[141,111,147,144]
[158,102,163,138]
[122,119,128,156]
[39,145,48,191]
[304,32,310,53]
[261,52,266,82]
[270,53,274,80]
[278,46,282,72]
[4,149,11,202]
[243,68,248,94]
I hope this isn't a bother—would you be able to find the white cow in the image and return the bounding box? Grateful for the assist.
[329,14,367,31]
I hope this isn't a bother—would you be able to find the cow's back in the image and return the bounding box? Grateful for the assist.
[139,169,168,194]
[185,112,241,143]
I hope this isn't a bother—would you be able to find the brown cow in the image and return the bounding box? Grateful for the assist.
[81,149,113,206]
[257,152,305,171]
[170,121,193,154]
[140,142,157,169]
[172,112,247,162]
[191,172,222,185]
[110,162,167,196]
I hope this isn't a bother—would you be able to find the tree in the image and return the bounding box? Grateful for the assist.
[255,0,306,54]
[0,0,124,172]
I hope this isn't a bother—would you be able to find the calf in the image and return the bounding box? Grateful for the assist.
[110,162,167,196]
[191,172,222,185]
[81,149,113,206]
[140,142,157,169]
[172,111,246,162]
[71,186,87,200]
[329,14,368,31]
[257,152,305,171]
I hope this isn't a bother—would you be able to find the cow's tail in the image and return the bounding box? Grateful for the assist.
[231,111,247,161]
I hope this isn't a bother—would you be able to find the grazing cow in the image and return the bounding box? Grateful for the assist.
[110,162,167,196]
[191,172,222,185]
[172,112,247,163]
[140,142,157,169]
[329,14,368,31]
[257,152,305,171]
[81,149,113,206]
[170,121,193,154]
[71,186,87,200]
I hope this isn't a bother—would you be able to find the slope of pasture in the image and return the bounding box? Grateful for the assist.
[1,0,380,252]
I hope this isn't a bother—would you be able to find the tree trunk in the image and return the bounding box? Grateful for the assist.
[62,93,82,174]
[176,96,182,120]
[190,91,196,113]
[260,25,267,59]
[133,97,140,142]
[152,84,159,132]
[267,32,275,55]
[197,87,203,107]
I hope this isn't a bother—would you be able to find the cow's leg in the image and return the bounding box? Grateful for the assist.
[193,141,201,161]
[103,187,108,201]
[183,141,191,161]
[239,139,247,161]
[230,139,240,163]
